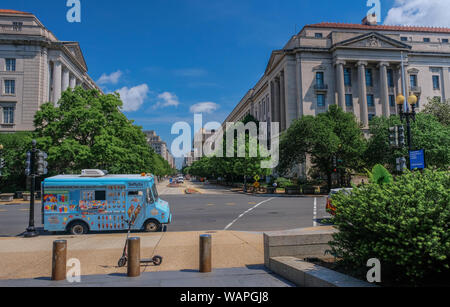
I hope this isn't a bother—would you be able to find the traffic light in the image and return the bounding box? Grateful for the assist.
[35,151,48,176]
[389,127,399,148]
[396,157,407,172]
[332,156,338,172]
[397,125,406,148]
[25,151,32,176]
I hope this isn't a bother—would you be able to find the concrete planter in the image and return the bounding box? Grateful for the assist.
[266,187,276,194]
[0,194,14,202]
[22,193,32,201]
[285,187,300,195]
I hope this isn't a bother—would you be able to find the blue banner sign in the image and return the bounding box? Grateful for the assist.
[409,149,425,170]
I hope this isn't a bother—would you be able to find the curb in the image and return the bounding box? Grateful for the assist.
[269,256,377,287]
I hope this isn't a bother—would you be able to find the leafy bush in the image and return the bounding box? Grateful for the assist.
[275,177,293,189]
[368,164,393,185]
[329,170,450,284]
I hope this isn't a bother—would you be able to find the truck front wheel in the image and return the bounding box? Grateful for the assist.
[144,219,161,233]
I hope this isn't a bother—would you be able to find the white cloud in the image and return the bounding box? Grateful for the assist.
[156,92,180,108]
[384,0,450,27]
[116,84,149,112]
[190,102,220,114]
[97,70,123,85]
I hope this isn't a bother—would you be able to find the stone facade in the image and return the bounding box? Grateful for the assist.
[0,9,101,132]
[144,130,175,169]
[225,19,450,132]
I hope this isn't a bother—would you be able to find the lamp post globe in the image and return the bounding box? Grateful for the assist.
[396,94,405,105]
[408,95,418,106]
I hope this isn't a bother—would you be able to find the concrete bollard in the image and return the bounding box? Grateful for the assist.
[199,234,212,273]
[127,237,141,278]
[52,240,67,281]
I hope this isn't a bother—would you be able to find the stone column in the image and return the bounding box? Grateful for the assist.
[335,60,346,112]
[379,62,390,118]
[280,72,286,131]
[52,60,62,104]
[442,67,450,102]
[273,77,280,124]
[357,61,369,127]
[62,68,70,91]
[69,75,77,89]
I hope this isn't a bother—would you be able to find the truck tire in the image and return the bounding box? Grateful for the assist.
[68,221,89,235]
[144,219,161,233]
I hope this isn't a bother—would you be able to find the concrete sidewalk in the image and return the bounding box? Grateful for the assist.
[0,266,294,287]
[0,230,264,280]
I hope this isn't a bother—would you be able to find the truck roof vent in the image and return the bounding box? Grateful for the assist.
[80,169,106,177]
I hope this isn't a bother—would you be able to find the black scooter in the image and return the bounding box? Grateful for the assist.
[118,219,163,268]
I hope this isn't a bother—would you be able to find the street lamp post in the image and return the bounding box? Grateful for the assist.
[396,94,417,151]
[24,140,39,238]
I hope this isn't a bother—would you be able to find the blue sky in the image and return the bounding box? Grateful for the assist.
[5,0,448,167]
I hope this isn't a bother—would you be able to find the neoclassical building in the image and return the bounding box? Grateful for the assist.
[225,17,450,134]
[0,9,101,132]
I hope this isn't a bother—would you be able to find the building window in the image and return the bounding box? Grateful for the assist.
[6,59,16,72]
[316,72,324,87]
[410,75,418,88]
[366,69,373,87]
[315,33,323,38]
[401,37,408,42]
[4,80,15,95]
[344,68,352,86]
[2,107,14,124]
[12,22,23,31]
[345,94,353,107]
[387,69,394,87]
[317,94,326,107]
[423,38,430,43]
[368,114,376,121]
[367,95,375,107]
[432,75,440,90]
[442,39,449,43]
[389,95,396,107]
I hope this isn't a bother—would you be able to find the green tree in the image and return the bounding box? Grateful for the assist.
[365,113,450,170]
[0,132,33,192]
[33,87,161,175]
[422,97,450,126]
[279,105,367,189]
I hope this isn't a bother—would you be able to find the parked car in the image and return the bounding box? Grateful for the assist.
[326,188,353,216]
[176,177,185,184]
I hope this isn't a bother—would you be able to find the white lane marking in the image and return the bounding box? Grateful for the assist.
[313,197,318,227]
[224,197,275,230]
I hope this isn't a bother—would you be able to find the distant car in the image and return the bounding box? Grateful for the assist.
[326,188,353,216]
[176,177,185,184]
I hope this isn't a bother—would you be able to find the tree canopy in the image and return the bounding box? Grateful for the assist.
[279,105,367,188]
[33,87,175,176]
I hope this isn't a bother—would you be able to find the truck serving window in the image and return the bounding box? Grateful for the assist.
[95,191,106,201]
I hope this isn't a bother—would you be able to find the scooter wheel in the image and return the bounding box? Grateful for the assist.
[152,256,163,266]
[118,257,127,268]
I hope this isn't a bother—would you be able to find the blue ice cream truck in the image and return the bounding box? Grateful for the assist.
[42,170,172,235]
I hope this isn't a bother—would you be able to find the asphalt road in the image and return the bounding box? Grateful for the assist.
[0,194,330,237]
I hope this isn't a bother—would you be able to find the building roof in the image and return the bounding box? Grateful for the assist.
[0,9,32,15]
[305,22,450,34]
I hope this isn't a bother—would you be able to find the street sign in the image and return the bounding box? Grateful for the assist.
[254,175,260,182]
[409,149,425,170]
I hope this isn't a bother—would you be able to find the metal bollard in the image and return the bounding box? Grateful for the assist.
[199,234,212,273]
[127,237,141,278]
[52,240,67,281]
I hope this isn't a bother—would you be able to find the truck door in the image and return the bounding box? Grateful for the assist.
[126,190,146,229]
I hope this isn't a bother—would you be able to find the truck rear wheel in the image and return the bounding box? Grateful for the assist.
[144,219,161,233]
[68,221,89,235]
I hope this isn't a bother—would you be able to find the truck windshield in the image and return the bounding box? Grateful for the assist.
[152,185,159,201]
